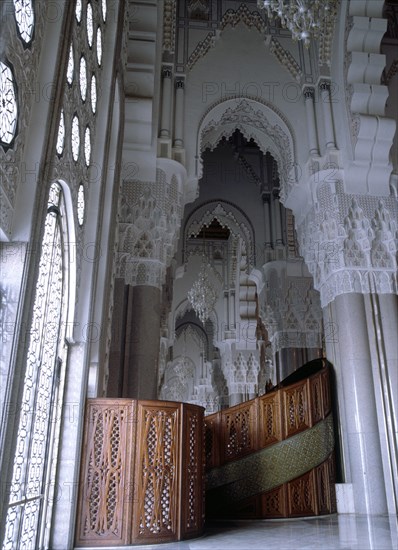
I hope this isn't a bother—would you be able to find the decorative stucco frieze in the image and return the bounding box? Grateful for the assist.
[186,32,217,71]
[259,266,323,355]
[295,180,398,307]
[220,4,267,34]
[116,169,184,288]
[163,0,177,53]
[269,38,302,82]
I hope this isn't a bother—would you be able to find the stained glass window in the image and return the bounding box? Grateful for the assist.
[0,62,18,146]
[13,0,34,44]
[3,182,68,550]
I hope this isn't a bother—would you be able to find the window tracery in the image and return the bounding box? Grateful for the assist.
[84,125,91,166]
[87,2,94,47]
[0,62,18,147]
[3,182,69,550]
[67,43,74,85]
[56,108,65,155]
[13,0,35,44]
[91,73,97,113]
[78,183,85,226]
[96,27,102,66]
[79,55,87,101]
[71,114,80,161]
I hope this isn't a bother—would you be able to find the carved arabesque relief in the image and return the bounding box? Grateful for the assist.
[117,170,184,288]
[295,180,398,307]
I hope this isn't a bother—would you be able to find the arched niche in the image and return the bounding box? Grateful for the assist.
[196,98,297,202]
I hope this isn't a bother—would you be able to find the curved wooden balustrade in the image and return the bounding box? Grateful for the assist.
[75,400,205,547]
[205,361,337,518]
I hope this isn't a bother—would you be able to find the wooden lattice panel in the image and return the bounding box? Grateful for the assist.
[204,412,221,469]
[321,368,332,416]
[181,405,205,538]
[75,400,135,546]
[287,470,317,517]
[133,402,180,542]
[258,391,283,448]
[310,373,324,425]
[261,485,287,518]
[76,399,204,547]
[282,380,311,438]
[316,459,330,514]
[221,400,258,462]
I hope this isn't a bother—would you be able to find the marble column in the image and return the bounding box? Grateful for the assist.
[173,78,185,148]
[303,87,319,156]
[319,80,336,150]
[262,193,272,249]
[125,285,161,399]
[160,67,172,138]
[272,193,283,246]
[329,293,388,515]
[366,293,398,514]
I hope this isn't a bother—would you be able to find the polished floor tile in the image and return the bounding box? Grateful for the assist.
[83,515,398,550]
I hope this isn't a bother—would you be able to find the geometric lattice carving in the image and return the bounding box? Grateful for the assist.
[76,400,134,545]
[222,401,257,461]
[288,470,317,517]
[259,392,282,447]
[261,485,287,518]
[205,361,335,519]
[76,399,204,546]
[283,381,311,438]
[85,405,129,538]
[137,406,178,539]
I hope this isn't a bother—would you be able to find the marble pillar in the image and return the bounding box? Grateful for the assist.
[303,87,319,156]
[160,67,172,138]
[328,293,388,515]
[125,285,161,399]
[319,81,336,150]
[173,79,184,148]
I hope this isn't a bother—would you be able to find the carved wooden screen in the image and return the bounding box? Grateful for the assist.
[133,401,180,543]
[220,400,258,462]
[75,399,204,547]
[205,363,336,519]
[75,399,135,545]
[180,404,205,539]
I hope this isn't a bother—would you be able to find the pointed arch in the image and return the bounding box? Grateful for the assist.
[196,98,298,202]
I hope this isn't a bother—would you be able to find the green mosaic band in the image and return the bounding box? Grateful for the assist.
[206,414,334,502]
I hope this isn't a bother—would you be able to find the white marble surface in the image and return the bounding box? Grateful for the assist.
[80,515,398,550]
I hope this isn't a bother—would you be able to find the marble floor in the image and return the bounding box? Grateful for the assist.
[83,515,398,550]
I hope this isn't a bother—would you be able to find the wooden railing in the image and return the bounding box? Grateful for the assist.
[75,400,204,546]
[205,362,336,518]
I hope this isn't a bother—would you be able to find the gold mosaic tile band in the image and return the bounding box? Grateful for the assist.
[206,414,334,502]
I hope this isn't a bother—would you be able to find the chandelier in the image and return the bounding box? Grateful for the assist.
[257,0,338,47]
[187,255,218,324]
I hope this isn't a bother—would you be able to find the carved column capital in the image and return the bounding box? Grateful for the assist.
[303,86,315,100]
